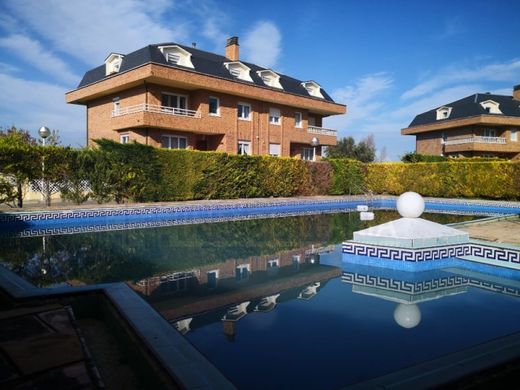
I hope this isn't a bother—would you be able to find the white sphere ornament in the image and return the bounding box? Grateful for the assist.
[396,191,425,218]
[393,303,422,329]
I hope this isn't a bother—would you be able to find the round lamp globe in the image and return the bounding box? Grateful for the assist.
[396,191,424,218]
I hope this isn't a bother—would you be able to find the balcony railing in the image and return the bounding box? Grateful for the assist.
[308,125,337,137]
[442,136,506,145]
[112,103,201,118]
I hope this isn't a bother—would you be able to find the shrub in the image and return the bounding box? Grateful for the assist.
[328,159,365,195]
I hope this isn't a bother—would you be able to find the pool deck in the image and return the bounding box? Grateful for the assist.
[1,195,519,389]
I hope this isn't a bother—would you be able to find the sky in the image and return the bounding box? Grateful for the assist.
[1,0,519,160]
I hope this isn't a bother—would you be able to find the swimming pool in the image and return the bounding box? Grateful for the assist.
[1,199,519,388]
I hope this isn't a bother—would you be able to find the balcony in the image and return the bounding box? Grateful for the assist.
[442,136,506,146]
[308,125,337,137]
[112,103,201,118]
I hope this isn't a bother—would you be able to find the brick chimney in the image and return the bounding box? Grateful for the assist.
[225,36,239,61]
[514,84,520,100]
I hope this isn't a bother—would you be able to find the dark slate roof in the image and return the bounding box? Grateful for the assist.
[77,43,335,102]
[408,92,520,127]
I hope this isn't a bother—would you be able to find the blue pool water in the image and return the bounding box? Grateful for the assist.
[1,209,519,388]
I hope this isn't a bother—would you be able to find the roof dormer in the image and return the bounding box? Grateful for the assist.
[104,53,124,76]
[480,100,502,114]
[224,61,253,82]
[158,45,194,68]
[436,106,452,120]
[301,81,324,98]
[256,69,283,89]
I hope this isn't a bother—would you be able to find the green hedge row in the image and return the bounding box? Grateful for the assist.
[1,140,519,206]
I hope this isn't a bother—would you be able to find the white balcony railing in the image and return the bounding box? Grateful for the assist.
[308,125,337,137]
[442,136,506,146]
[112,103,201,118]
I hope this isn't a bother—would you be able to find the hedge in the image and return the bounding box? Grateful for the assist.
[1,140,519,206]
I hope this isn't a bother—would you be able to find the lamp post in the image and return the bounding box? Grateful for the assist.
[38,126,51,206]
[310,137,320,161]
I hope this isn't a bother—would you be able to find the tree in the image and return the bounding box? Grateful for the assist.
[0,126,39,207]
[327,134,376,162]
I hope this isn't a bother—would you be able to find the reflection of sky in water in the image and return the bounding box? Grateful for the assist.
[184,248,520,389]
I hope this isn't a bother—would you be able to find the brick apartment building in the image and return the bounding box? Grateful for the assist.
[66,37,346,160]
[401,85,520,160]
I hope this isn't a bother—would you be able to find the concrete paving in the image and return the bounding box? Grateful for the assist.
[458,216,520,245]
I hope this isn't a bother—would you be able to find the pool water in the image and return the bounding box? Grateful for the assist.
[2,210,518,388]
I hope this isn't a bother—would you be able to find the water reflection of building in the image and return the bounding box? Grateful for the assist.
[132,244,339,325]
[341,262,520,329]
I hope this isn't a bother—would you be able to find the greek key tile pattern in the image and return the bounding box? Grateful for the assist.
[342,241,520,265]
[342,271,520,297]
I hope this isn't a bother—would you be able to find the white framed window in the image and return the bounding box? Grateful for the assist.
[113,97,120,115]
[302,147,315,161]
[294,112,302,128]
[483,129,496,137]
[224,61,253,82]
[511,130,517,142]
[157,45,194,68]
[269,108,281,125]
[238,140,251,155]
[267,259,279,268]
[105,53,124,75]
[162,93,187,111]
[269,143,281,157]
[237,102,251,120]
[436,106,452,120]
[209,96,220,116]
[235,264,250,281]
[207,270,219,289]
[256,69,283,89]
[301,81,324,98]
[120,133,129,144]
[161,135,187,149]
[480,100,502,114]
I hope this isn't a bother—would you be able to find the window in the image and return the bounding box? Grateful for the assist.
[209,96,220,116]
[238,140,251,155]
[104,53,124,75]
[224,61,253,82]
[302,147,314,161]
[269,108,281,125]
[207,270,219,289]
[161,135,187,149]
[269,143,281,157]
[237,102,251,120]
[267,259,279,268]
[161,93,187,114]
[235,264,250,281]
[480,100,502,114]
[120,133,129,144]
[256,70,283,89]
[157,45,194,68]
[113,97,120,115]
[436,106,452,120]
[483,129,496,138]
[512,130,518,142]
[294,112,302,128]
[301,81,324,98]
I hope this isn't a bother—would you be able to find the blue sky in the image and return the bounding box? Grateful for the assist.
[1,0,519,160]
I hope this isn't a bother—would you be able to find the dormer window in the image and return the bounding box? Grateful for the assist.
[480,100,502,114]
[436,106,452,120]
[301,81,324,98]
[104,53,124,76]
[224,61,253,82]
[256,70,283,89]
[158,45,194,68]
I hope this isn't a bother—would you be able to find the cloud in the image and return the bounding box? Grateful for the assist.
[5,0,184,65]
[0,34,79,86]
[401,59,520,100]
[241,21,281,68]
[0,73,84,146]
[326,73,393,135]
[433,16,466,40]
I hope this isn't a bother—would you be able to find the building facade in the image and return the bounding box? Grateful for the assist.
[401,85,520,160]
[66,37,346,160]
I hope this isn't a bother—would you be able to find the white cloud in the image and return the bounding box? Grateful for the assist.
[5,0,184,65]
[0,34,79,86]
[325,73,393,136]
[0,73,84,146]
[401,59,520,100]
[241,21,281,68]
